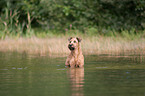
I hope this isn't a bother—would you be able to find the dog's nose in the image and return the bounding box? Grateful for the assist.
[69,44,73,47]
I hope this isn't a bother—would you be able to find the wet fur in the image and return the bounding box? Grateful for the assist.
[65,37,84,68]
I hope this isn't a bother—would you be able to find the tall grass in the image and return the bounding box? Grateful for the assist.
[0,36,145,56]
[82,36,145,55]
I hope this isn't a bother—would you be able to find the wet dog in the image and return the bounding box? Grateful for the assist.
[65,37,84,68]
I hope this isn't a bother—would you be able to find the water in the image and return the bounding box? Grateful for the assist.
[0,52,145,96]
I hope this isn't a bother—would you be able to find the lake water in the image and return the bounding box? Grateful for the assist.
[0,52,145,96]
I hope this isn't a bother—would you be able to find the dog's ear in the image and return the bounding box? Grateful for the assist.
[68,37,72,41]
[76,37,82,42]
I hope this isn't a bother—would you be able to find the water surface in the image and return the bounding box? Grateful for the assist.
[0,52,145,96]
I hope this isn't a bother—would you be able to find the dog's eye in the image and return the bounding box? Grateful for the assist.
[69,41,71,43]
[74,41,76,43]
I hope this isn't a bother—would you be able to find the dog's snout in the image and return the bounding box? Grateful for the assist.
[68,44,75,50]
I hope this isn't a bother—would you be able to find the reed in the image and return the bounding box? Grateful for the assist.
[0,36,145,56]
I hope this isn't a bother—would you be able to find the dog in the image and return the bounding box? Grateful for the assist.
[65,37,84,68]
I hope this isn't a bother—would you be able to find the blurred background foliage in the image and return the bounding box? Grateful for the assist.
[0,0,144,38]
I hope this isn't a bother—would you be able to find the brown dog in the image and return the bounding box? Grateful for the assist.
[65,37,84,68]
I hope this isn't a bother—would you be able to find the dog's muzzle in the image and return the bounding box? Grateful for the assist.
[68,44,75,50]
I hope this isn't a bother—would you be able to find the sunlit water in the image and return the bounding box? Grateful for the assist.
[0,52,145,96]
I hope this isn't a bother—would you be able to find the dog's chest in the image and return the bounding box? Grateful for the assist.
[71,55,79,64]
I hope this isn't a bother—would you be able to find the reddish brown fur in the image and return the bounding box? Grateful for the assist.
[65,37,84,68]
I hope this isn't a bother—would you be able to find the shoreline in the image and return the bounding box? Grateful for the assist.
[0,36,145,56]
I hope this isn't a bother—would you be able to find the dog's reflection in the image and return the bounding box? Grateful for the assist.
[67,68,84,96]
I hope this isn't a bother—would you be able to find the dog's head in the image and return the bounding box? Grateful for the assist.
[68,37,82,51]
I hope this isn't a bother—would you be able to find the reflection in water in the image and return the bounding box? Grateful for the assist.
[67,68,84,96]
